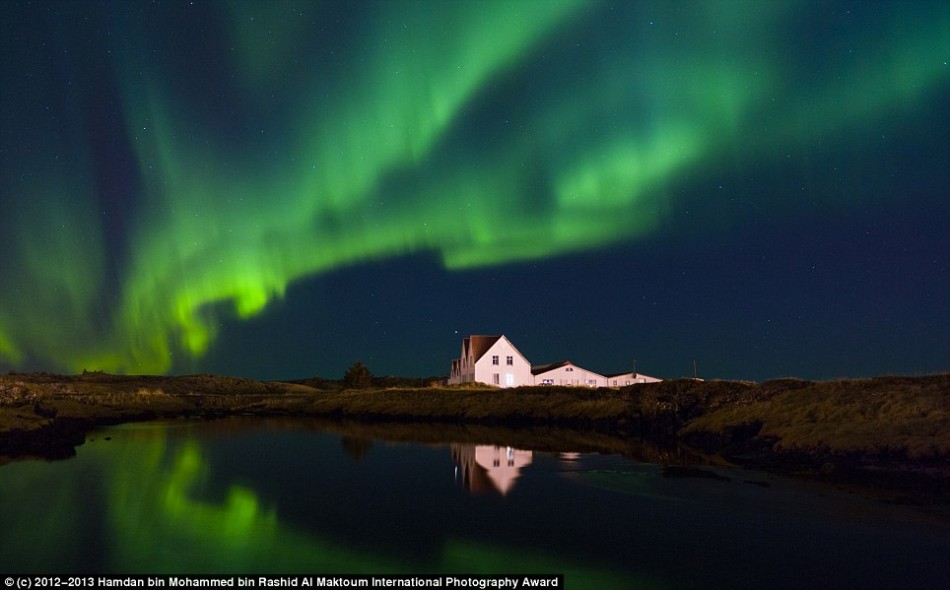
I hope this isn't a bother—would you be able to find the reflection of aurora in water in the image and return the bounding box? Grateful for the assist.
[0,422,645,587]
[2,419,949,589]
[0,1,947,376]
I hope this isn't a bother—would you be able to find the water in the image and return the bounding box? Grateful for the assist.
[1,418,947,589]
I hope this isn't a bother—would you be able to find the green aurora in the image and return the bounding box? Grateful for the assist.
[0,1,947,375]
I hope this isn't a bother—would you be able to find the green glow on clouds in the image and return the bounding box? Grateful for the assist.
[0,1,946,373]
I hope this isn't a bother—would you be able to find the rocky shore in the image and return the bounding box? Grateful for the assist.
[2,371,948,502]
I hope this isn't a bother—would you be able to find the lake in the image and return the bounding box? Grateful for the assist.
[1,418,947,589]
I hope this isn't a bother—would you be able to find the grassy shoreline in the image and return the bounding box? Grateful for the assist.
[2,371,948,499]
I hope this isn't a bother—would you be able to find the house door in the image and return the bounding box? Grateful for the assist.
[505,373,514,387]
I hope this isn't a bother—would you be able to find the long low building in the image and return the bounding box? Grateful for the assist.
[447,335,661,388]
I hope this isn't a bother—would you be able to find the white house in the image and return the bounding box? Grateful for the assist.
[447,335,533,387]
[448,334,663,388]
[604,372,663,387]
[532,360,607,387]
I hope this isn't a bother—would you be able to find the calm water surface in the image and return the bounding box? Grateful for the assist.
[1,418,947,589]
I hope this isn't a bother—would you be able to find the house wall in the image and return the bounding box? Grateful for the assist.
[606,372,662,387]
[534,363,607,387]
[473,338,533,387]
[449,335,663,388]
[448,340,479,385]
[448,359,461,385]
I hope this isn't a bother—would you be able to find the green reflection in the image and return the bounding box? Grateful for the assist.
[0,455,100,573]
[92,423,643,581]
[103,429,386,572]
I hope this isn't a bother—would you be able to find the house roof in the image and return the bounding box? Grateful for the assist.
[605,371,659,380]
[464,335,502,362]
[531,360,571,375]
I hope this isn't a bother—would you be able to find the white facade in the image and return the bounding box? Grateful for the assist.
[604,372,663,387]
[448,335,533,388]
[449,335,662,388]
[532,361,607,387]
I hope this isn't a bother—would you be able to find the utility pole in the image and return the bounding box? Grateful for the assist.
[632,359,637,378]
[693,359,697,379]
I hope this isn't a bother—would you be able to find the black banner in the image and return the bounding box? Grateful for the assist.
[1,576,562,590]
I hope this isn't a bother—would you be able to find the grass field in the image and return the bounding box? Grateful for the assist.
[2,372,948,476]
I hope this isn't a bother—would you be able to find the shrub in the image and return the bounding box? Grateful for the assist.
[342,361,373,389]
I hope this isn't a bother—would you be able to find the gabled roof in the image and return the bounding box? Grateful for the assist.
[531,360,572,375]
[464,335,502,362]
[605,371,660,380]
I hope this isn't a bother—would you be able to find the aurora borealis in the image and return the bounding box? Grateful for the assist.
[1,1,947,380]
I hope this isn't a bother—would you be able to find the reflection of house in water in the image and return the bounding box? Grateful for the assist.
[451,445,533,495]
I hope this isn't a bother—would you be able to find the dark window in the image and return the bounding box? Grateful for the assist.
[492,355,499,365]
[506,355,513,365]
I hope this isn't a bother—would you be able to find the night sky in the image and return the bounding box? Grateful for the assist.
[1,0,947,381]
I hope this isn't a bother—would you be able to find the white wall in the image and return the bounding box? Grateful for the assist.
[450,335,663,388]
[605,372,662,387]
[534,362,607,387]
[474,337,533,387]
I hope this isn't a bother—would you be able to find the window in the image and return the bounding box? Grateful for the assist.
[505,373,514,386]
[506,355,513,366]
[492,355,499,365]
[493,373,500,385]
[566,367,573,372]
